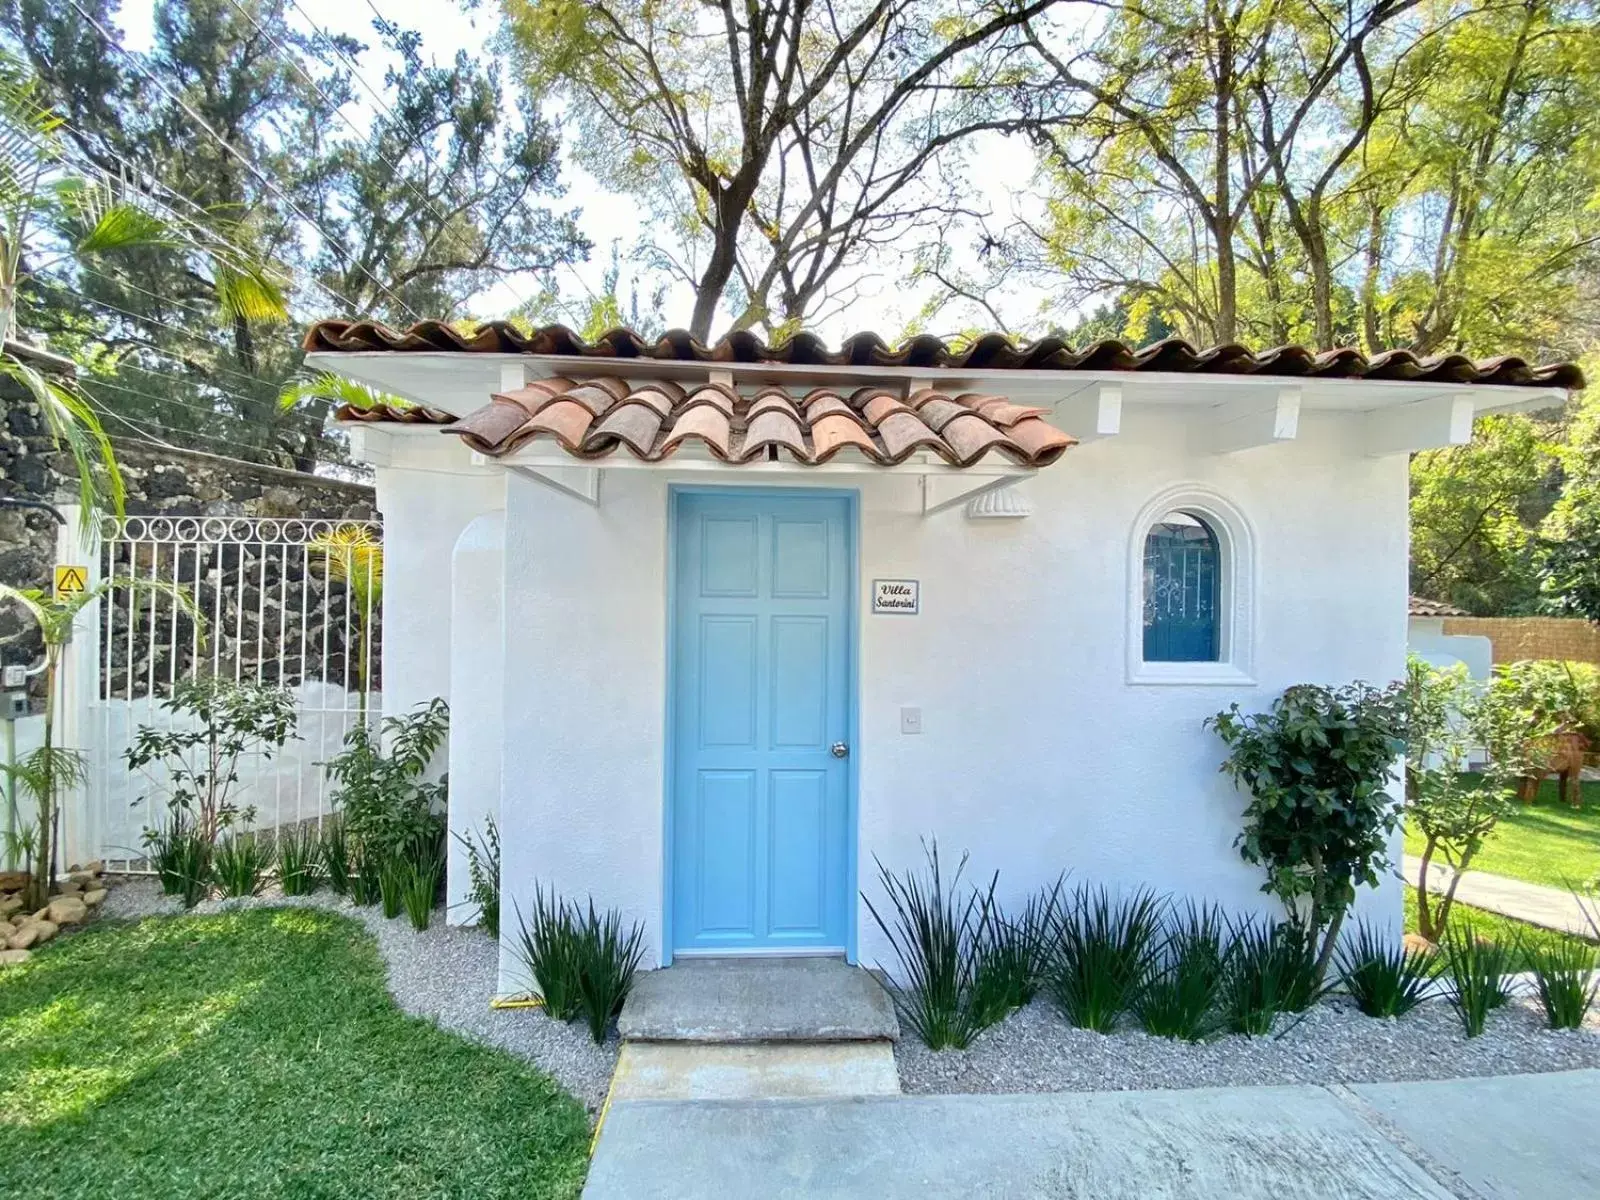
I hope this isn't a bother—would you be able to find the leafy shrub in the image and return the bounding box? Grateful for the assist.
[319,820,351,896]
[970,879,1062,1029]
[1335,922,1436,1018]
[213,834,270,898]
[146,819,211,908]
[570,900,648,1043]
[127,677,297,846]
[455,818,501,938]
[1047,885,1163,1032]
[1209,681,1408,985]
[1221,917,1322,1036]
[862,840,988,1049]
[511,887,584,1022]
[275,826,321,897]
[378,857,406,919]
[1526,938,1598,1030]
[327,699,448,866]
[1134,902,1229,1041]
[1442,927,1515,1037]
[402,858,442,931]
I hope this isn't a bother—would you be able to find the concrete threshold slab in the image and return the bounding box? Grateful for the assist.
[584,1086,1455,1200]
[618,957,899,1042]
[611,1040,901,1102]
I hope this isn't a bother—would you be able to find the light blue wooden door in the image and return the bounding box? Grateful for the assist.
[671,491,853,954]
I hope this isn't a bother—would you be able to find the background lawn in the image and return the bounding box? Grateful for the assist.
[1404,775,1600,890]
[0,908,590,1200]
[1403,885,1597,970]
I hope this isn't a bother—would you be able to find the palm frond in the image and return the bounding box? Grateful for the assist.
[278,370,410,414]
[310,525,383,613]
[0,353,123,524]
[53,175,174,255]
[213,260,288,324]
[2,745,89,804]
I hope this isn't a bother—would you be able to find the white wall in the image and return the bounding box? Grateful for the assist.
[1408,617,1493,680]
[488,406,1410,977]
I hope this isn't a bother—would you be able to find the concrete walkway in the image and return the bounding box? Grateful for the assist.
[1406,855,1598,938]
[585,1069,1600,1199]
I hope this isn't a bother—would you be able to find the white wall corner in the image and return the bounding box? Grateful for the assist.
[498,362,529,394]
[1365,392,1475,457]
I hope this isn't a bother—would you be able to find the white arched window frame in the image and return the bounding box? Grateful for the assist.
[1126,484,1257,686]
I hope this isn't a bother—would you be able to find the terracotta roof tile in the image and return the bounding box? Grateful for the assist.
[1409,595,1470,617]
[305,320,1586,390]
[331,401,456,424]
[436,377,1077,469]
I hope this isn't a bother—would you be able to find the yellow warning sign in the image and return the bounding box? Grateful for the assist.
[53,565,88,600]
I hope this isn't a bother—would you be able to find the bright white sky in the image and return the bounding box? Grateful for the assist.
[114,0,1048,340]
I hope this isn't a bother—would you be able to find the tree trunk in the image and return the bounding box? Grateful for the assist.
[1360,203,1385,352]
[1416,839,1440,941]
[1313,901,1347,986]
[688,188,747,342]
[27,652,60,911]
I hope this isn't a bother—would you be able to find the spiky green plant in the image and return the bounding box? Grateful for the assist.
[970,877,1062,1029]
[570,899,647,1044]
[1134,902,1230,1041]
[1220,917,1325,1036]
[1526,938,1597,1030]
[319,819,351,896]
[347,842,381,906]
[143,818,211,907]
[402,857,442,931]
[275,826,321,897]
[862,840,988,1049]
[1442,926,1515,1037]
[213,834,269,899]
[1048,885,1164,1033]
[1336,923,1437,1018]
[378,856,406,919]
[511,887,584,1021]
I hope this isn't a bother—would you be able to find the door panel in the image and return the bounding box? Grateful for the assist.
[672,492,852,953]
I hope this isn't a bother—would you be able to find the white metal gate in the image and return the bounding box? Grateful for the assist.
[84,514,382,870]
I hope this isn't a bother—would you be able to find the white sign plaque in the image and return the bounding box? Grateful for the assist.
[872,579,920,615]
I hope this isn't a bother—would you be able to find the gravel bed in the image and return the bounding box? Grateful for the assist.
[100,878,619,1113]
[895,993,1600,1095]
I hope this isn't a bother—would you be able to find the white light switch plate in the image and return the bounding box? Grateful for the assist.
[900,706,922,734]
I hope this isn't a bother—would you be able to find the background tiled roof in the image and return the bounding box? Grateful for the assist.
[304,319,1586,389]
[1409,595,1470,617]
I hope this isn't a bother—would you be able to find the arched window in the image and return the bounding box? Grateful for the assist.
[1142,511,1221,663]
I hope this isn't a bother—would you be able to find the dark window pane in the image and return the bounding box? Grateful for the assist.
[1143,512,1220,662]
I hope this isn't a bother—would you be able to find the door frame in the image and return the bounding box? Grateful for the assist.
[661,483,861,965]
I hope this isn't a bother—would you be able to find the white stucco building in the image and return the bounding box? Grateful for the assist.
[305,321,1581,991]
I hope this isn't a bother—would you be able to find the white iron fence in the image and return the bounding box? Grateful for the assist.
[76,514,382,870]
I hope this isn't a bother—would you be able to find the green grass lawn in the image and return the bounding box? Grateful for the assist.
[1404,775,1600,890]
[1403,884,1596,971]
[0,908,590,1200]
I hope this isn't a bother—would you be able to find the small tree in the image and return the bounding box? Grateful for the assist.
[126,677,298,846]
[326,698,449,865]
[1405,656,1532,941]
[0,577,199,908]
[1209,681,1409,984]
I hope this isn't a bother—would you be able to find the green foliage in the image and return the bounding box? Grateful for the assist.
[347,843,381,908]
[862,841,990,1049]
[1133,903,1230,1041]
[318,819,351,897]
[1492,659,1600,743]
[1210,681,1408,982]
[402,857,442,932]
[212,833,269,899]
[326,699,448,867]
[1405,655,1535,939]
[126,676,297,845]
[378,858,406,920]
[1221,918,1323,1036]
[510,889,646,1042]
[274,826,320,897]
[1442,925,1516,1037]
[1047,885,1164,1033]
[455,818,501,939]
[1335,923,1437,1018]
[144,818,211,909]
[0,909,591,1196]
[969,879,1062,1029]
[1525,937,1598,1030]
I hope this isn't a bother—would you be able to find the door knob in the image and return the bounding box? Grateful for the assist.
[830,742,849,758]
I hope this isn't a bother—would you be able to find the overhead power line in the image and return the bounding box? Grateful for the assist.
[65,0,424,324]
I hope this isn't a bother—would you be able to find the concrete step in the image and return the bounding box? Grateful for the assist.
[618,956,900,1042]
[610,1040,901,1102]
